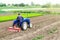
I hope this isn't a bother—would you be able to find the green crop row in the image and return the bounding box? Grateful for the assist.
[32,35,44,40]
[0,13,43,22]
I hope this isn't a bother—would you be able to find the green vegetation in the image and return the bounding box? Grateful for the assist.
[0,9,52,22]
[0,13,43,22]
[32,35,44,40]
[0,9,60,22]
[0,2,60,9]
[48,27,57,34]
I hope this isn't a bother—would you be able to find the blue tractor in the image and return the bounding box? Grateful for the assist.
[13,17,32,30]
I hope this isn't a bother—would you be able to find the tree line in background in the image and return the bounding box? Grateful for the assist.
[0,2,60,8]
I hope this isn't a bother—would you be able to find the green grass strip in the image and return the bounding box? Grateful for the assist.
[0,13,43,22]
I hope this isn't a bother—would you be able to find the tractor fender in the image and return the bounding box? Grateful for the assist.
[23,18,30,24]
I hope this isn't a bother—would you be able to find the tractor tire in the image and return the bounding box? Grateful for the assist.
[22,22,28,30]
[29,23,32,28]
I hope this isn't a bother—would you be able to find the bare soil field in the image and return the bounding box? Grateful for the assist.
[0,15,60,40]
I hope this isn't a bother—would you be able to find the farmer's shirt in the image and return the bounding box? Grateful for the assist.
[17,15,23,22]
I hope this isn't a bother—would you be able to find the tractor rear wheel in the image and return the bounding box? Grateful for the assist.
[22,22,28,30]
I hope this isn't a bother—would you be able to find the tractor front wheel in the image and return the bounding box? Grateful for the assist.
[29,23,32,28]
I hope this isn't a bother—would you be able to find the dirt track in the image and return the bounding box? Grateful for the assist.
[0,15,60,40]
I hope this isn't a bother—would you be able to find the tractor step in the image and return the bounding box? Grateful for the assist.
[8,27,21,32]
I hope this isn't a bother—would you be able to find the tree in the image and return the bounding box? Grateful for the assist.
[19,3,25,7]
[12,4,18,6]
[0,3,6,7]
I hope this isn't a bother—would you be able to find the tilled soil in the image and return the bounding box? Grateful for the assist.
[15,21,60,40]
[42,22,60,40]
[0,15,60,40]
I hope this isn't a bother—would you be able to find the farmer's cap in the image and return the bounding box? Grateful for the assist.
[18,13,20,15]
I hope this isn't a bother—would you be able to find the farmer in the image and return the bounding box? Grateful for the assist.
[17,13,23,22]
[13,13,23,28]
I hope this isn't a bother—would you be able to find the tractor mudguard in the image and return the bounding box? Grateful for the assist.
[23,18,30,25]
